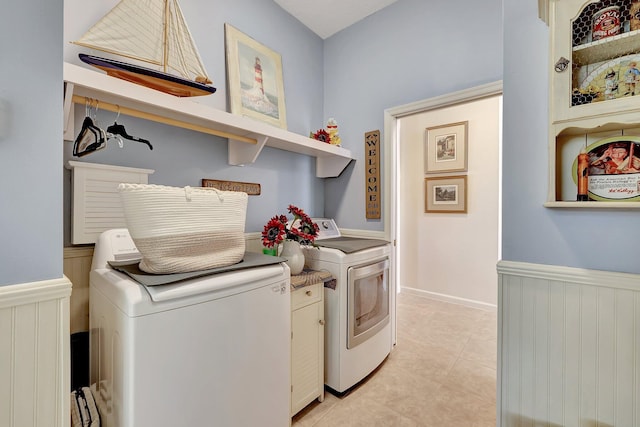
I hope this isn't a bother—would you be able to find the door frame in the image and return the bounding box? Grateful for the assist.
[382,80,503,305]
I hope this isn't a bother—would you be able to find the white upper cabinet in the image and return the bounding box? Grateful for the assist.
[546,0,640,207]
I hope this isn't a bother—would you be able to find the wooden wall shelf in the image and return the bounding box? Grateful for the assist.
[63,62,353,178]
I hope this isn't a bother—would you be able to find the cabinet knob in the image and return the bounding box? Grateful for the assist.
[319,319,325,325]
[306,290,312,296]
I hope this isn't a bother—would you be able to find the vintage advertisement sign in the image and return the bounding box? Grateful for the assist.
[365,130,381,219]
[589,174,640,199]
[572,136,640,201]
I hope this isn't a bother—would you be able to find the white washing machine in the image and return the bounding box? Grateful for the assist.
[89,229,291,427]
[302,219,393,393]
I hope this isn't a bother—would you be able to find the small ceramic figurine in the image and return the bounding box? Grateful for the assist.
[604,68,618,100]
[326,117,341,146]
[624,62,640,96]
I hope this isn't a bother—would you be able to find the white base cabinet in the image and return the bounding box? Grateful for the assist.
[290,282,325,416]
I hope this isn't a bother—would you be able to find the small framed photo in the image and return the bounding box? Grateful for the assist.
[224,23,287,129]
[425,175,467,213]
[424,121,468,173]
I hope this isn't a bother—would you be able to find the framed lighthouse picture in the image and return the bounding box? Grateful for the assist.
[225,23,287,129]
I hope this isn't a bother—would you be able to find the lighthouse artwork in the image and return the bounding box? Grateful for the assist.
[240,56,277,117]
[225,24,287,129]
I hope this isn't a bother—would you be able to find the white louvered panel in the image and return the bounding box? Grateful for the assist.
[0,278,71,427]
[498,261,640,427]
[68,161,154,244]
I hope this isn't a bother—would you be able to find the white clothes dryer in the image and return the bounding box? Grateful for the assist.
[302,219,393,393]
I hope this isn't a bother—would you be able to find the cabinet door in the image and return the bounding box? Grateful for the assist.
[551,0,640,124]
[291,302,323,415]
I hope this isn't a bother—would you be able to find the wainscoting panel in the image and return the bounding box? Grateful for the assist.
[498,261,640,427]
[64,246,94,333]
[0,278,71,427]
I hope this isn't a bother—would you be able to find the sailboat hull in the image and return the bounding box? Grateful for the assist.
[79,54,216,97]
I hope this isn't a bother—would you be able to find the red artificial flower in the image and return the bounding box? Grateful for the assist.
[288,205,305,218]
[261,216,286,248]
[312,129,330,143]
[262,205,319,248]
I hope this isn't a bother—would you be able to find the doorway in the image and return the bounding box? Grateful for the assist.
[384,82,502,309]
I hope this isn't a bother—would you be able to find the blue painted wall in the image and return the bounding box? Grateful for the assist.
[0,0,63,285]
[0,0,504,285]
[503,0,639,274]
[7,0,632,285]
[323,0,503,230]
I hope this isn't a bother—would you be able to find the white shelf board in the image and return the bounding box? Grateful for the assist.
[544,201,640,208]
[573,30,640,66]
[63,62,353,178]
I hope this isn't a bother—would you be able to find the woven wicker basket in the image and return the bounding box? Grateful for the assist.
[118,183,248,274]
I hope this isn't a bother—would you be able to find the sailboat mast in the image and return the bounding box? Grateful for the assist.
[163,0,170,73]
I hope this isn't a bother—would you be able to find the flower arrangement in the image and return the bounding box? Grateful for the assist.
[309,118,341,146]
[310,128,330,143]
[261,205,319,249]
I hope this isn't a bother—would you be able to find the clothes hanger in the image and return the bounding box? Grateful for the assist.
[106,108,153,151]
[73,99,106,157]
[105,106,124,149]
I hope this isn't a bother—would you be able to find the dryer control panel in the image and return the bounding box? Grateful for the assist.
[311,218,340,240]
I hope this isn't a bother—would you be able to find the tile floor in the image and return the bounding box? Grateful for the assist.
[291,291,497,427]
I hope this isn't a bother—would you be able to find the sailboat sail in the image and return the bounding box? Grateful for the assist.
[74,0,211,84]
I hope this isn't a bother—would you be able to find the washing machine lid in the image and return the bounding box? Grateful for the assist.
[142,264,286,303]
[313,236,389,253]
[108,252,286,287]
[91,264,287,316]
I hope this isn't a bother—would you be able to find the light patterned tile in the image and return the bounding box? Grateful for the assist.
[417,383,497,427]
[312,394,419,427]
[291,392,340,426]
[443,358,496,404]
[293,292,497,426]
[386,337,460,380]
[459,336,497,370]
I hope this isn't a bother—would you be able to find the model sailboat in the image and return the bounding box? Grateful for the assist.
[73,0,216,97]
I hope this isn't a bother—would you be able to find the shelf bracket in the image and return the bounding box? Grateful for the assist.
[316,156,353,178]
[228,135,269,166]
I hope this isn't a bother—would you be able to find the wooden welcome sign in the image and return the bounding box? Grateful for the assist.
[365,130,381,219]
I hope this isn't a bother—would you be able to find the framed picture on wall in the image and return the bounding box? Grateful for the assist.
[425,175,467,213]
[224,23,287,129]
[424,121,468,173]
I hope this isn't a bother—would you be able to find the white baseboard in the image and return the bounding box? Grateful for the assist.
[400,286,497,311]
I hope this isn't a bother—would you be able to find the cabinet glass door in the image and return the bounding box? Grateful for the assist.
[570,1,640,107]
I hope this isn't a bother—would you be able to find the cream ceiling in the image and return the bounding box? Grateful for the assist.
[273,0,399,39]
